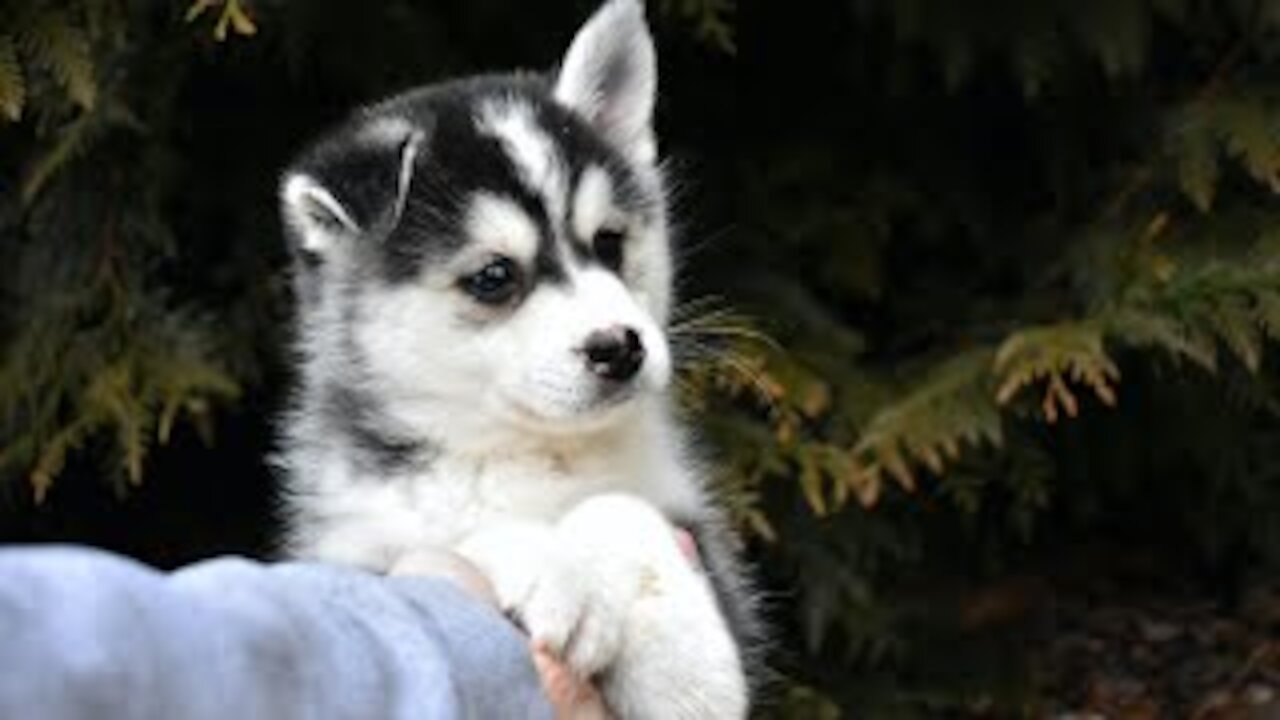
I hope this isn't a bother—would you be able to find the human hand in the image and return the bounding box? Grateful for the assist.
[390,545,614,718]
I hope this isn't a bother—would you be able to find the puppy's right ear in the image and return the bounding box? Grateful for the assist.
[280,119,425,260]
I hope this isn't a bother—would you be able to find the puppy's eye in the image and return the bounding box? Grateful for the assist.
[593,228,625,272]
[462,257,522,305]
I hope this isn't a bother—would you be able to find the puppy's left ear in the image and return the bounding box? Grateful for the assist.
[554,0,657,165]
[280,120,425,261]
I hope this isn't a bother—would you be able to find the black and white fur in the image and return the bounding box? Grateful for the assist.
[276,1,757,716]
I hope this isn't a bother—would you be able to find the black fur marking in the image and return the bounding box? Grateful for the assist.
[533,100,651,215]
[385,82,572,285]
[290,134,408,234]
[285,74,657,287]
[533,233,569,284]
[681,513,767,693]
[567,232,594,265]
[325,387,436,477]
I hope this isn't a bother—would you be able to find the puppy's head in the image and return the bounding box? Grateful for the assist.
[281,0,672,446]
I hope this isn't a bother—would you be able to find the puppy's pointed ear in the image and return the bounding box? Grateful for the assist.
[554,0,657,165]
[280,120,425,259]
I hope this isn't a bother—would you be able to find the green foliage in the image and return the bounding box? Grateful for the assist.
[659,0,735,53]
[853,349,1002,503]
[0,3,102,124]
[994,321,1118,422]
[185,0,258,41]
[0,0,238,499]
[0,35,24,122]
[687,0,1280,713]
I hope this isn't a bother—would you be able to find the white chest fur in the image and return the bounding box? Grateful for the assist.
[284,400,706,571]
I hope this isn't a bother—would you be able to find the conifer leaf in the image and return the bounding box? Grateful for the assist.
[1107,307,1218,370]
[1215,98,1280,191]
[0,35,24,122]
[24,11,97,111]
[745,509,776,543]
[185,0,218,23]
[227,3,258,37]
[187,0,259,42]
[1173,115,1220,212]
[1255,290,1280,341]
[1012,30,1058,99]
[1069,0,1149,79]
[799,455,827,516]
[1210,295,1262,372]
[994,322,1119,421]
[29,420,90,504]
[659,0,735,54]
[21,114,91,204]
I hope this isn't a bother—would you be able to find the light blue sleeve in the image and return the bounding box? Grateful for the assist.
[0,545,553,720]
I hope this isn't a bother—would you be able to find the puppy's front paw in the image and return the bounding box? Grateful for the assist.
[518,494,687,676]
[547,495,749,720]
[458,518,631,675]
[603,591,747,720]
[461,498,748,719]
[520,536,628,676]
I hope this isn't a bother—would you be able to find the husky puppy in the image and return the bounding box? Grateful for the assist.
[276,1,756,716]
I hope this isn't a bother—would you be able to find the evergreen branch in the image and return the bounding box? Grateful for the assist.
[852,348,1000,506]
[1107,257,1280,373]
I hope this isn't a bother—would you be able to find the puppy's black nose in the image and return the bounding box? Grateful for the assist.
[582,326,645,382]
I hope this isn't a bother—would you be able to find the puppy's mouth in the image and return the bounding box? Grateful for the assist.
[497,380,642,434]
[592,377,639,406]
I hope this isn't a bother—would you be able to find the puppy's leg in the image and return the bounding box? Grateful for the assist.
[455,521,559,615]
[684,512,766,692]
[525,494,747,720]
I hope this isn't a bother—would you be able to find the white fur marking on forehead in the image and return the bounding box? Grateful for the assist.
[476,99,568,225]
[358,118,425,227]
[465,192,541,262]
[360,116,416,143]
[572,165,615,242]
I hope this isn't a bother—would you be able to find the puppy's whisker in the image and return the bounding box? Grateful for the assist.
[670,306,736,327]
[672,325,779,350]
[669,296,729,323]
[672,226,735,265]
[669,302,779,353]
